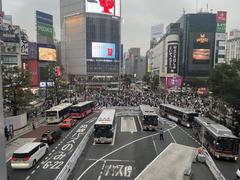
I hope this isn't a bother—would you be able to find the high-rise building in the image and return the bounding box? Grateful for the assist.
[226,37,240,63]
[60,0,121,88]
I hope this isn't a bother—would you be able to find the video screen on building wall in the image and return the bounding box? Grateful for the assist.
[193,49,210,60]
[85,0,121,17]
[38,47,56,62]
[92,42,116,59]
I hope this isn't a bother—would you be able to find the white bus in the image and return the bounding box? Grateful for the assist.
[139,105,159,131]
[46,103,72,124]
[94,109,116,144]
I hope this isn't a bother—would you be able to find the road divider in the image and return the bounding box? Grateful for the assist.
[54,125,94,180]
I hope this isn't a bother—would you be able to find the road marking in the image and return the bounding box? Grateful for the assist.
[137,116,143,131]
[25,176,30,180]
[152,136,158,155]
[98,160,107,180]
[31,170,36,174]
[86,159,134,163]
[167,129,177,143]
[36,165,40,169]
[111,124,117,146]
[77,132,171,180]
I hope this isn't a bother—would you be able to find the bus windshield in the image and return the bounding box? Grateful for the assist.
[144,115,158,126]
[216,138,239,153]
[46,111,57,117]
[94,125,113,138]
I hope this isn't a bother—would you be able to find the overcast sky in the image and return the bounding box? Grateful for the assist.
[2,0,240,55]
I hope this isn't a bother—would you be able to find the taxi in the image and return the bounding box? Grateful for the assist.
[58,117,76,130]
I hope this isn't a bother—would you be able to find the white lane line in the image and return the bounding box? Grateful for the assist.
[77,132,162,180]
[98,160,106,180]
[25,176,30,180]
[152,136,158,155]
[31,170,36,175]
[111,124,117,146]
[86,158,134,163]
[36,165,40,169]
[168,129,177,143]
[137,116,143,131]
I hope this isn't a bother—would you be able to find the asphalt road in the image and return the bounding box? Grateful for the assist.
[69,115,239,180]
[7,112,100,180]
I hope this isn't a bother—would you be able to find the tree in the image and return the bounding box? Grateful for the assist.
[143,73,151,85]
[46,63,69,104]
[208,60,240,118]
[151,75,159,91]
[2,66,32,116]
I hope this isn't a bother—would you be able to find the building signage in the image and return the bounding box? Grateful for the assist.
[28,42,38,59]
[2,24,20,43]
[196,34,208,44]
[20,31,29,55]
[216,11,227,23]
[92,42,116,59]
[167,44,178,74]
[38,44,57,62]
[216,23,226,33]
[28,61,39,87]
[40,82,55,88]
[86,0,121,17]
[165,76,183,90]
[36,11,53,38]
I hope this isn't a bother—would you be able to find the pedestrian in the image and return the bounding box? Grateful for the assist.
[32,121,36,130]
[4,126,9,141]
[159,128,164,141]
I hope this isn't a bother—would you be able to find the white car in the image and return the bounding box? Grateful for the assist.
[236,168,240,179]
[11,142,49,169]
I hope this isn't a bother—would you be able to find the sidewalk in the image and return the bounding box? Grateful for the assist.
[5,116,46,162]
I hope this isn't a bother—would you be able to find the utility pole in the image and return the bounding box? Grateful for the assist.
[0,0,8,179]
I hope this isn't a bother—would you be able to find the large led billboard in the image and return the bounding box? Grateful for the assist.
[92,42,116,59]
[86,0,121,17]
[38,44,56,62]
[193,49,210,60]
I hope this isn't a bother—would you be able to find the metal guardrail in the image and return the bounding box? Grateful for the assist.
[203,150,226,180]
[54,125,94,180]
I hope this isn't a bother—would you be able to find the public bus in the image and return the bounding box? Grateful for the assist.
[159,104,198,127]
[69,101,95,119]
[94,109,116,144]
[139,105,159,131]
[192,117,239,160]
[46,103,72,124]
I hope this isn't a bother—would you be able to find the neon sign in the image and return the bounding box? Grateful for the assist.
[196,34,209,44]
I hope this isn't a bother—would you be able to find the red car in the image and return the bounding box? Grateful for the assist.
[59,118,76,129]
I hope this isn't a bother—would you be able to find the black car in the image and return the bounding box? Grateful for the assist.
[40,129,62,144]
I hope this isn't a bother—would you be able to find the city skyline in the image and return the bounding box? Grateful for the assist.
[2,0,240,55]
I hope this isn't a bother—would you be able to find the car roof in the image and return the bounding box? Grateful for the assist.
[14,142,41,154]
[63,118,72,122]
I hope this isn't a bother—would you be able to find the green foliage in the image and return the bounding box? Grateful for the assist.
[151,75,159,91]
[208,60,240,111]
[143,73,151,85]
[2,66,32,116]
[45,63,69,104]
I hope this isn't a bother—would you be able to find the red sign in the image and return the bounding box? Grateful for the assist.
[217,11,227,23]
[108,48,113,56]
[55,66,62,77]
[165,76,183,90]
[28,61,39,87]
[100,0,114,14]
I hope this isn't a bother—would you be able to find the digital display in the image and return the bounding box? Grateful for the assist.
[86,0,121,17]
[38,47,56,62]
[193,49,210,60]
[92,42,116,59]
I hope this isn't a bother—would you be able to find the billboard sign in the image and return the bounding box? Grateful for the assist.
[86,0,121,17]
[216,11,227,23]
[20,31,28,55]
[167,44,178,73]
[40,82,55,88]
[28,42,38,59]
[38,44,56,62]
[92,42,116,59]
[216,23,226,33]
[28,61,39,87]
[36,11,53,38]
[2,24,20,43]
[165,76,183,90]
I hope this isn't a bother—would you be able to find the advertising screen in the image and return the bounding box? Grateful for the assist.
[38,44,56,62]
[167,44,178,73]
[165,76,183,90]
[92,42,116,59]
[28,61,39,87]
[36,10,53,38]
[193,49,210,60]
[86,0,121,17]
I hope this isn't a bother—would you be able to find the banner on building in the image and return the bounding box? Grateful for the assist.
[20,31,29,55]
[165,76,183,90]
[28,60,39,87]
[2,24,20,43]
[36,10,53,38]
[28,42,38,59]
[167,44,178,73]
[216,11,227,23]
